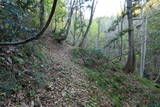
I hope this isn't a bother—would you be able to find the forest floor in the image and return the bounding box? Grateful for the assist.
[0,36,110,107]
[37,37,111,106]
[1,36,160,107]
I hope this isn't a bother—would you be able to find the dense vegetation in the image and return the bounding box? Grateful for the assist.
[0,0,160,106]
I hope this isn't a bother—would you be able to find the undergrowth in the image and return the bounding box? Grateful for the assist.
[71,47,123,72]
[81,68,160,107]
[0,42,48,100]
[71,48,160,107]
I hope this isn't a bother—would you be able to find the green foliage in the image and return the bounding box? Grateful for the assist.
[145,6,160,80]
[148,12,160,55]
[148,100,160,107]
[12,56,25,64]
[26,90,37,97]
[0,66,47,98]
[85,96,99,107]
[72,47,124,72]
[54,0,66,22]
[71,47,108,72]
[0,0,38,41]
[81,68,124,106]
[138,77,160,93]
[26,70,47,86]
[0,70,17,96]
[0,44,47,99]
[20,43,47,61]
[33,45,47,61]
[53,29,67,42]
[81,67,160,106]
[89,18,98,36]
[20,43,34,56]
[45,0,66,30]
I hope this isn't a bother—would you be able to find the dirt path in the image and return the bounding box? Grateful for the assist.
[37,37,110,106]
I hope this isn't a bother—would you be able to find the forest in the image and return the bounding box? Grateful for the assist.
[0,0,160,106]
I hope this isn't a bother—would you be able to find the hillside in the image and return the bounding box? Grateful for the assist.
[1,0,160,106]
[0,36,159,107]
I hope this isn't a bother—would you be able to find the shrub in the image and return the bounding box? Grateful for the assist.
[0,44,47,99]
[71,47,108,72]
[53,29,67,43]
[82,68,160,106]
[20,43,47,61]
[0,1,38,42]
[12,56,25,64]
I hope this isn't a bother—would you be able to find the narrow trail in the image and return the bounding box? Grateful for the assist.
[37,37,111,106]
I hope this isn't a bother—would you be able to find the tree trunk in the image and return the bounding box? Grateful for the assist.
[140,17,148,77]
[119,18,124,61]
[73,7,78,46]
[65,0,76,37]
[78,0,96,47]
[123,0,136,73]
[96,18,101,48]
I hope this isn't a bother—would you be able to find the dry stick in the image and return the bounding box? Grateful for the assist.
[0,0,58,46]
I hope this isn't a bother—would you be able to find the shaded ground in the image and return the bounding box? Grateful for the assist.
[1,36,159,107]
[0,36,111,107]
[37,37,111,106]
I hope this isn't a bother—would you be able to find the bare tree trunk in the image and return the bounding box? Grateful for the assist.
[119,18,124,61]
[96,18,101,48]
[78,0,96,47]
[65,0,76,37]
[140,17,148,77]
[73,6,78,45]
[76,0,84,43]
[139,0,148,77]
[123,0,136,73]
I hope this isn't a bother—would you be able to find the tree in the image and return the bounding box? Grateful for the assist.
[123,0,136,73]
[140,17,148,77]
[119,17,124,61]
[96,17,101,48]
[139,0,148,77]
[65,0,76,38]
[119,3,126,61]
[78,0,96,47]
[70,0,86,46]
